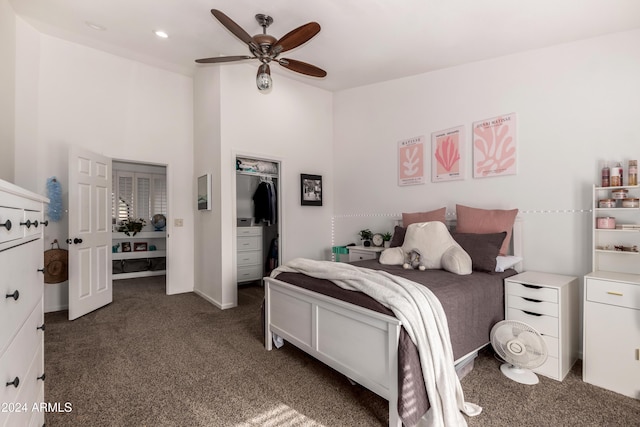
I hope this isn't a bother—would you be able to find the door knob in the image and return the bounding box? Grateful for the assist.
[74,238,83,244]
[5,290,19,301]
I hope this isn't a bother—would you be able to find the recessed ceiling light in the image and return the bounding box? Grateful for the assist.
[154,30,169,39]
[85,22,106,31]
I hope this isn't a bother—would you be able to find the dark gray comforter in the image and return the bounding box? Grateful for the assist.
[273,260,517,426]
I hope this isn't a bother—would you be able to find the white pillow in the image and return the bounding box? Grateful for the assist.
[379,247,405,265]
[495,255,523,272]
[402,221,472,275]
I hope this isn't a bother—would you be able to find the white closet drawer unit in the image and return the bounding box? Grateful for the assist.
[0,180,47,427]
[504,271,579,381]
[583,273,640,399]
[237,226,263,283]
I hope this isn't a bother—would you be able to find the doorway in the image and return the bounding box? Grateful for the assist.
[112,160,168,287]
[234,155,281,289]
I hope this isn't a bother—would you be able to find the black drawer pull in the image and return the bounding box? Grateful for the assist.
[33,220,39,228]
[5,290,19,300]
[522,284,543,289]
[20,219,32,228]
[6,377,19,388]
[38,268,45,273]
[41,220,49,227]
[522,297,542,303]
[0,219,11,230]
[37,373,46,381]
[37,324,45,331]
[522,310,542,317]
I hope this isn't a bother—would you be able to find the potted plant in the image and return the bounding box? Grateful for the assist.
[119,217,147,236]
[359,228,373,247]
[382,231,393,248]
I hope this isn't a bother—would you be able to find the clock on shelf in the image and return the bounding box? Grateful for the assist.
[372,233,384,247]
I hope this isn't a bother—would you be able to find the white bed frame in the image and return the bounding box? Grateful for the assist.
[264,218,522,426]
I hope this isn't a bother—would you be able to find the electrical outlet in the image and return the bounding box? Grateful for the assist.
[174,218,183,227]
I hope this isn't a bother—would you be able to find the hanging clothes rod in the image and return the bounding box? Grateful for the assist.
[236,170,277,179]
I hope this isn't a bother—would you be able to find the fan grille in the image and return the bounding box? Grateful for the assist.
[491,320,548,369]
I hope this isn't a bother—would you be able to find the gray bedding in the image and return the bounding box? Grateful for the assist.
[273,260,517,426]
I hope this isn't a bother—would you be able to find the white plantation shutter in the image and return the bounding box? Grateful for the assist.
[112,171,167,224]
[117,173,134,221]
[136,175,151,221]
[152,176,167,216]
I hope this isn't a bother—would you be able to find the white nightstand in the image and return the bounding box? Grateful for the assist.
[504,271,579,381]
[348,245,385,262]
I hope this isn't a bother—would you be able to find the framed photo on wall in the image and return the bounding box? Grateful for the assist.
[431,125,465,182]
[300,174,322,206]
[197,174,211,210]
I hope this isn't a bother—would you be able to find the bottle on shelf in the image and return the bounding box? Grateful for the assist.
[628,160,638,186]
[610,162,623,187]
[601,163,610,187]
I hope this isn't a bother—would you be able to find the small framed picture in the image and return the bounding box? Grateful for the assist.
[197,174,211,211]
[134,242,148,252]
[121,242,132,252]
[301,174,322,206]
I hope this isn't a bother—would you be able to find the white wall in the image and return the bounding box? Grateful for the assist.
[0,0,16,182]
[13,17,195,311]
[333,29,640,280]
[193,63,333,309]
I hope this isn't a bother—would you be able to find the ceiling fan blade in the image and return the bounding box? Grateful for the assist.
[211,9,255,47]
[270,22,321,55]
[278,58,327,78]
[195,55,254,64]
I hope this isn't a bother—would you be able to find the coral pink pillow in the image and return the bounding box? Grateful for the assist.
[455,204,518,255]
[402,207,446,227]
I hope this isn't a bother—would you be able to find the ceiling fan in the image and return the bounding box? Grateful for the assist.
[196,9,327,91]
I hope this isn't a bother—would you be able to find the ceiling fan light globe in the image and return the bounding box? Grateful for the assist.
[256,74,272,91]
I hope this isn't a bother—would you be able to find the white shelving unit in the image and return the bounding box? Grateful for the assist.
[584,183,640,398]
[112,231,166,280]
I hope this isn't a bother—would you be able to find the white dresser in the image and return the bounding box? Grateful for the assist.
[348,245,385,262]
[583,271,640,398]
[237,226,263,284]
[0,180,48,427]
[504,271,579,381]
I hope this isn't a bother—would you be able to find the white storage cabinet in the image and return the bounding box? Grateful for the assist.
[504,271,579,381]
[0,180,48,427]
[584,184,640,398]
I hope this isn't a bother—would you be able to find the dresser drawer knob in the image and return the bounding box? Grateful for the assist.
[37,373,46,382]
[5,290,19,300]
[522,284,542,289]
[20,219,32,228]
[523,297,542,303]
[41,220,49,227]
[0,219,11,230]
[37,323,46,331]
[6,377,19,388]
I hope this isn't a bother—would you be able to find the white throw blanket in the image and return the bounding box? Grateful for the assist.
[271,258,481,427]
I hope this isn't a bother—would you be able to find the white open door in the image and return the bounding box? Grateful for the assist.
[68,147,112,320]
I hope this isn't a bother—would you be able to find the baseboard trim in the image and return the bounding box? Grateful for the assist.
[193,289,236,310]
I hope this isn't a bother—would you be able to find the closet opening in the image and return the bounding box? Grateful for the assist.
[112,160,168,290]
[235,156,280,289]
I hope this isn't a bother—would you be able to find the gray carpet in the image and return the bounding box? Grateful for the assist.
[44,277,640,426]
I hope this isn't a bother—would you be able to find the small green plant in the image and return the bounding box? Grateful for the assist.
[119,217,147,236]
[382,231,393,242]
[358,228,373,241]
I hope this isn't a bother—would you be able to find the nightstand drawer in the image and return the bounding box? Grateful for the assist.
[349,250,377,262]
[586,278,640,310]
[507,308,558,338]
[506,282,558,303]
[507,295,558,317]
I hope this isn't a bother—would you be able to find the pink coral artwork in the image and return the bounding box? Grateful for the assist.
[432,125,464,182]
[473,113,517,178]
[398,135,425,186]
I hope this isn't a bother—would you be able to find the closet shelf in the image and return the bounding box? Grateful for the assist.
[236,170,277,179]
[113,250,166,260]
